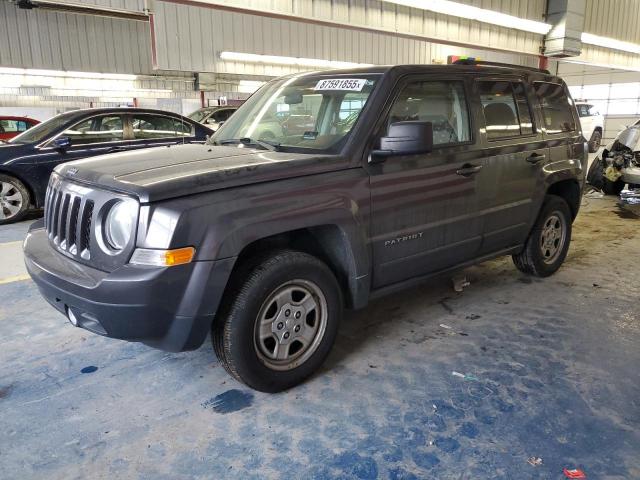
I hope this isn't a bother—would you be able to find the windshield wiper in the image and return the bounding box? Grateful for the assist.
[218,137,280,152]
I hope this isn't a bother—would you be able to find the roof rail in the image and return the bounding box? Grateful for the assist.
[452,58,550,75]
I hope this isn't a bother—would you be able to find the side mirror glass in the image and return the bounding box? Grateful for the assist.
[53,136,71,150]
[370,121,433,163]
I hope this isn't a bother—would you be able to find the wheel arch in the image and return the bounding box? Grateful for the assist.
[546,178,581,220]
[0,167,37,208]
[226,225,368,310]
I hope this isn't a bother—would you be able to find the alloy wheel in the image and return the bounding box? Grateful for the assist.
[539,212,566,265]
[254,279,328,371]
[0,181,23,220]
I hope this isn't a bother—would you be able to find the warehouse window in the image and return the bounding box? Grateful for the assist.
[533,82,576,134]
[478,81,534,139]
[63,115,124,145]
[387,81,470,147]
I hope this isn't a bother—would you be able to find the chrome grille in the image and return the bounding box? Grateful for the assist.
[44,177,94,260]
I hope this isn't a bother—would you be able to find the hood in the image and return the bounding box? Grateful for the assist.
[55,143,346,203]
[613,125,640,152]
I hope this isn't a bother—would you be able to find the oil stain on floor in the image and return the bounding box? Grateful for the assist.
[202,389,254,414]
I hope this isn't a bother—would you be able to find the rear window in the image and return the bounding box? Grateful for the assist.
[478,81,534,139]
[533,82,576,134]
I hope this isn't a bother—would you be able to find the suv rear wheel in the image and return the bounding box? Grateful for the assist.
[513,195,572,277]
[212,250,342,392]
[0,174,30,225]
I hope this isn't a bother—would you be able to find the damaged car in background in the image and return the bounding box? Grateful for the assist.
[587,124,640,206]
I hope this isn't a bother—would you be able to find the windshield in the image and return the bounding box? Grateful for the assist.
[188,109,211,123]
[212,73,380,153]
[9,111,76,144]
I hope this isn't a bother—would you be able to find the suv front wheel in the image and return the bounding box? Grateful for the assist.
[513,195,572,277]
[213,250,342,392]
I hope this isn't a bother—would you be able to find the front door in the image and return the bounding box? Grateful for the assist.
[368,76,485,288]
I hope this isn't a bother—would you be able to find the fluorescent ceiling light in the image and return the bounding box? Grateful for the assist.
[383,0,551,35]
[0,67,136,81]
[220,52,373,69]
[581,32,640,55]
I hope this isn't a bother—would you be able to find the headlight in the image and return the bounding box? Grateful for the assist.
[104,200,137,251]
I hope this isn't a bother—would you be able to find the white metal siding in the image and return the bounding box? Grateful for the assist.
[584,0,640,44]
[0,2,152,74]
[152,0,541,74]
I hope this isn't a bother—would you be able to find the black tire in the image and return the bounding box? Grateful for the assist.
[586,156,605,189]
[512,195,572,277]
[602,178,625,196]
[0,174,30,225]
[588,130,602,153]
[212,250,343,392]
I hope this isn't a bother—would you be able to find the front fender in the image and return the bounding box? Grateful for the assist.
[137,168,372,302]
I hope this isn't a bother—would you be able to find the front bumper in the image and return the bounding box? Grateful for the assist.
[621,165,640,185]
[23,220,236,352]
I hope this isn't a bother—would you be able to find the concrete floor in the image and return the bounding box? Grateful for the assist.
[1,194,639,479]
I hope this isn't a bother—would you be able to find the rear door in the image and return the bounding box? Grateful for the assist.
[129,113,196,148]
[474,78,548,254]
[368,75,486,287]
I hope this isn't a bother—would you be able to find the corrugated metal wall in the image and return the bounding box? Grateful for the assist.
[152,0,541,75]
[77,0,146,11]
[577,0,640,69]
[584,0,640,43]
[0,2,152,74]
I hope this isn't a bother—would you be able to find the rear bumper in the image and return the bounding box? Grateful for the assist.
[24,220,236,352]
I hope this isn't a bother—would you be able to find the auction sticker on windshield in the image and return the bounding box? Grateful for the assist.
[314,79,366,91]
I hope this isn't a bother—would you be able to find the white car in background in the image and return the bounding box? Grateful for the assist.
[575,101,604,153]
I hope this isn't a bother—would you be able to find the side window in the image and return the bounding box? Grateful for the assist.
[587,105,599,116]
[212,109,233,122]
[387,80,471,147]
[577,105,589,117]
[132,115,193,139]
[17,121,27,132]
[478,81,533,139]
[0,120,18,133]
[533,82,576,134]
[63,115,124,145]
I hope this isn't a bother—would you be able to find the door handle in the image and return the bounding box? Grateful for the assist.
[526,153,546,164]
[456,164,483,176]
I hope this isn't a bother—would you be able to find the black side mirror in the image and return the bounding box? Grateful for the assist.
[53,136,71,151]
[370,121,433,163]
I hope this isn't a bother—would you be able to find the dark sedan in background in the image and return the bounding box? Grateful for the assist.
[188,106,237,131]
[0,108,213,224]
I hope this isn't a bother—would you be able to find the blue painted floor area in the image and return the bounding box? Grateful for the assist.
[0,212,40,243]
[0,197,639,479]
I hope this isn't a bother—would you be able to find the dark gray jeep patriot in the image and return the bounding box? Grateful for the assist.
[24,61,587,392]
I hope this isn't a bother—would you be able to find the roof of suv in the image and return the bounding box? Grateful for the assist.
[281,62,560,82]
